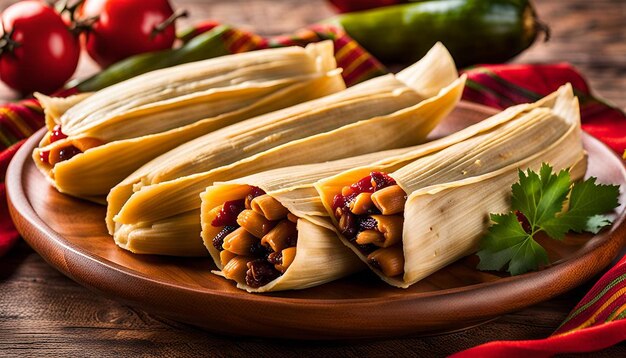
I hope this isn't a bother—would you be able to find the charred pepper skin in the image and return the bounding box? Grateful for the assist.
[326,0,543,67]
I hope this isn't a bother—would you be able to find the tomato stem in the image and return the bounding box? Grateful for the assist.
[151,9,188,39]
[58,0,98,36]
[0,23,20,56]
[71,15,99,36]
[58,0,85,22]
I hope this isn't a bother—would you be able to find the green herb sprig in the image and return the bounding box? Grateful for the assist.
[477,163,620,275]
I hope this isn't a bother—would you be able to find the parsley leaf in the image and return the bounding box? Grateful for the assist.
[476,213,549,275]
[477,163,620,275]
[541,177,620,239]
[511,164,571,229]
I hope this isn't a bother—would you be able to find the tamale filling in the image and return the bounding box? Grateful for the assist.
[37,124,104,167]
[210,186,299,288]
[331,171,408,278]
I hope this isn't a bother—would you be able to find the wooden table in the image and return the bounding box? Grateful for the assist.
[1,0,625,356]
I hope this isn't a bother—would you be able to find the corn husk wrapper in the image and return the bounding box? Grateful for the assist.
[108,43,466,256]
[316,84,587,288]
[32,42,344,202]
[37,93,93,128]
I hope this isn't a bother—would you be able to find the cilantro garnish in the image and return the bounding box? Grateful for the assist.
[477,163,620,275]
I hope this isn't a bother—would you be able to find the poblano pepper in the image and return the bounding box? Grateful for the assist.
[326,0,547,67]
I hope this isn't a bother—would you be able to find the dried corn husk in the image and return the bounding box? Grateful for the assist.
[115,209,204,256]
[32,42,344,201]
[316,84,586,287]
[108,43,466,256]
[36,93,93,129]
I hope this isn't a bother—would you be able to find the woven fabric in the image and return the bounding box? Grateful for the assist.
[0,99,42,151]
[554,257,626,334]
[264,24,387,85]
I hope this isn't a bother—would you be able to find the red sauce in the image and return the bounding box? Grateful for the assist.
[39,150,50,164]
[40,125,80,166]
[211,199,246,227]
[351,176,376,194]
[41,145,82,166]
[332,194,345,210]
[57,145,82,162]
[331,172,397,251]
[371,171,396,190]
[49,124,67,143]
[248,186,265,199]
[331,171,396,213]
[211,186,266,227]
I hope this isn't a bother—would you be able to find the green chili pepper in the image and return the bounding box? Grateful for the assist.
[326,0,548,67]
[74,25,232,92]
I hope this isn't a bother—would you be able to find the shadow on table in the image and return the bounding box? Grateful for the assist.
[0,239,32,282]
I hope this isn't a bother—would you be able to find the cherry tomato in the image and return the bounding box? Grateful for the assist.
[80,0,179,68]
[0,1,80,94]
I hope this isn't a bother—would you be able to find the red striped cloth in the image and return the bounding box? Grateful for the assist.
[0,100,35,254]
[0,99,42,151]
[555,258,626,333]
[265,24,386,86]
[0,140,23,256]
[452,257,626,357]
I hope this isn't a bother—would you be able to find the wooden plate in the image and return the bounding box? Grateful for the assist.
[7,102,626,339]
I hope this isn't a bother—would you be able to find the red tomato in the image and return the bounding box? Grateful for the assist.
[80,0,178,68]
[0,1,80,94]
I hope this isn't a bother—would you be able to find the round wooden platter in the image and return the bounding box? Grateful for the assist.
[7,102,626,340]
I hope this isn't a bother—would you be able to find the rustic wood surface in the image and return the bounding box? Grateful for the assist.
[1,0,625,356]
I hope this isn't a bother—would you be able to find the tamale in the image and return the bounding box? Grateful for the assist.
[33,42,344,202]
[316,84,587,287]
